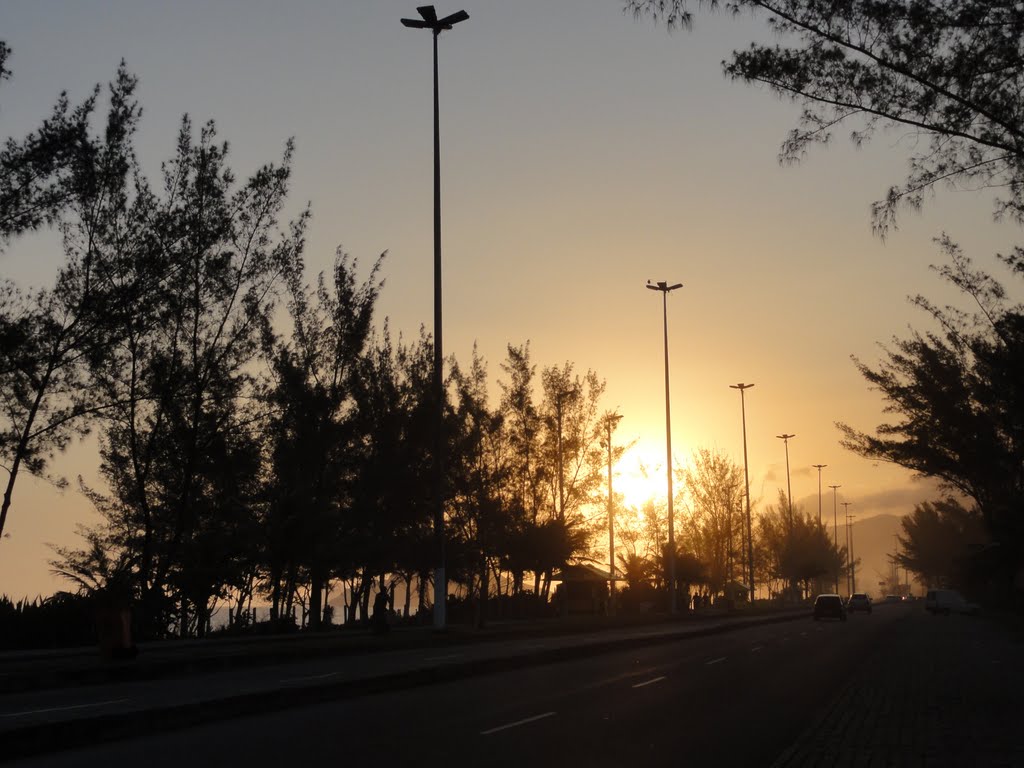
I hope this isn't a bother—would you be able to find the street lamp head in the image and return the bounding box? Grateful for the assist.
[730,382,755,391]
[813,463,827,470]
[776,433,796,441]
[402,6,469,32]
[437,9,469,28]
[646,280,683,293]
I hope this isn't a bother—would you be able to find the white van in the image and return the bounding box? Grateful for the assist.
[924,588,979,615]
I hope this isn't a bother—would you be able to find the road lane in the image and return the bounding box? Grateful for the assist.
[0,612,805,732]
[12,606,910,767]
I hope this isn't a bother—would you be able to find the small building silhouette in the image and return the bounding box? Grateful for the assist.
[554,564,613,615]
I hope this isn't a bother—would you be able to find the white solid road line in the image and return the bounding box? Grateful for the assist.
[424,653,463,662]
[480,711,557,735]
[750,646,764,652]
[631,676,667,689]
[706,657,727,665]
[2,698,129,718]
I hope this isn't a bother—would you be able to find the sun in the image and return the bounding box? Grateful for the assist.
[612,449,664,510]
[610,443,695,511]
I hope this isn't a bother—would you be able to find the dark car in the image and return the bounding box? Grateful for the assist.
[846,593,872,614]
[813,594,847,621]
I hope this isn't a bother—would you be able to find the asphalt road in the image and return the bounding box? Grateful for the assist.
[12,605,911,767]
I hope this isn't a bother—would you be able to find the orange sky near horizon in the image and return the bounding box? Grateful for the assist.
[1,0,1017,597]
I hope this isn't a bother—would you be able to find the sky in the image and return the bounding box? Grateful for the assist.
[1,0,1020,597]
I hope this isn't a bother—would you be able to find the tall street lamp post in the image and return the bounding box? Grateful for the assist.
[776,434,796,527]
[811,464,827,595]
[603,412,623,616]
[401,4,469,630]
[829,484,841,592]
[812,464,827,525]
[730,383,755,603]
[849,512,857,594]
[647,280,683,614]
[842,501,853,595]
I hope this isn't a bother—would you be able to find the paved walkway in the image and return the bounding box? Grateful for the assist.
[772,611,1024,768]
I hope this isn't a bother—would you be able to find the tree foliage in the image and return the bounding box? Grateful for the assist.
[627,1,1024,233]
[681,448,744,593]
[6,58,624,638]
[839,242,1024,571]
[896,497,988,587]
[757,491,845,596]
[0,45,138,249]
[0,65,143,543]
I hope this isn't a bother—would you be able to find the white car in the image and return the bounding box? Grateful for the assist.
[924,588,979,615]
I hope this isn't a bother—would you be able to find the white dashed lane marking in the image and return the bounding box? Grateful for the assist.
[2,699,129,718]
[632,676,666,689]
[480,712,557,735]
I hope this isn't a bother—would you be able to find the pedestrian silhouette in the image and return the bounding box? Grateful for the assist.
[373,582,390,634]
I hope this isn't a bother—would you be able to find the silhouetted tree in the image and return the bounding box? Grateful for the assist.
[839,244,1024,591]
[537,363,606,599]
[263,249,384,629]
[497,343,546,597]
[0,44,116,248]
[757,491,844,599]
[345,325,435,624]
[54,116,306,638]
[896,498,989,588]
[681,448,744,595]
[628,0,1024,233]
[0,66,141,545]
[449,347,515,625]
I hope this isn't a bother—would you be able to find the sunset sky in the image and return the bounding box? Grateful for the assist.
[2,0,1020,596]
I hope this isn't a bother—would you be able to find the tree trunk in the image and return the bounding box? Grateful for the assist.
[270,568,281,622]
[477,556,489,628]
[179,597,189,638]
[309,570,323,631]
[359,573,372,625]
[417,572,428,617]
[403,573,413,618]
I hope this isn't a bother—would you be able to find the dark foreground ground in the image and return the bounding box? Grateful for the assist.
[773,607,1024,767]
[1,603,1021,766]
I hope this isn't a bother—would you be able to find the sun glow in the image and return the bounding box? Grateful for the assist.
[611,443,697,512]
[612,449,664,511]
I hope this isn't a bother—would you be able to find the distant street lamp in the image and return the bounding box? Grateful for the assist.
[812,464,827,525]
[829,484,841,592]
[602,412,623,616]
[647,280,683,614]
[849,512,857,594]
[730,383,755,603]
[842,501,853,595]
[776,434,796,527]
[893,534,900,594]
[401,4,469,631]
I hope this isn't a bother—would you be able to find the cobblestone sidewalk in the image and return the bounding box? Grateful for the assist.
[772,611,1024,768]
